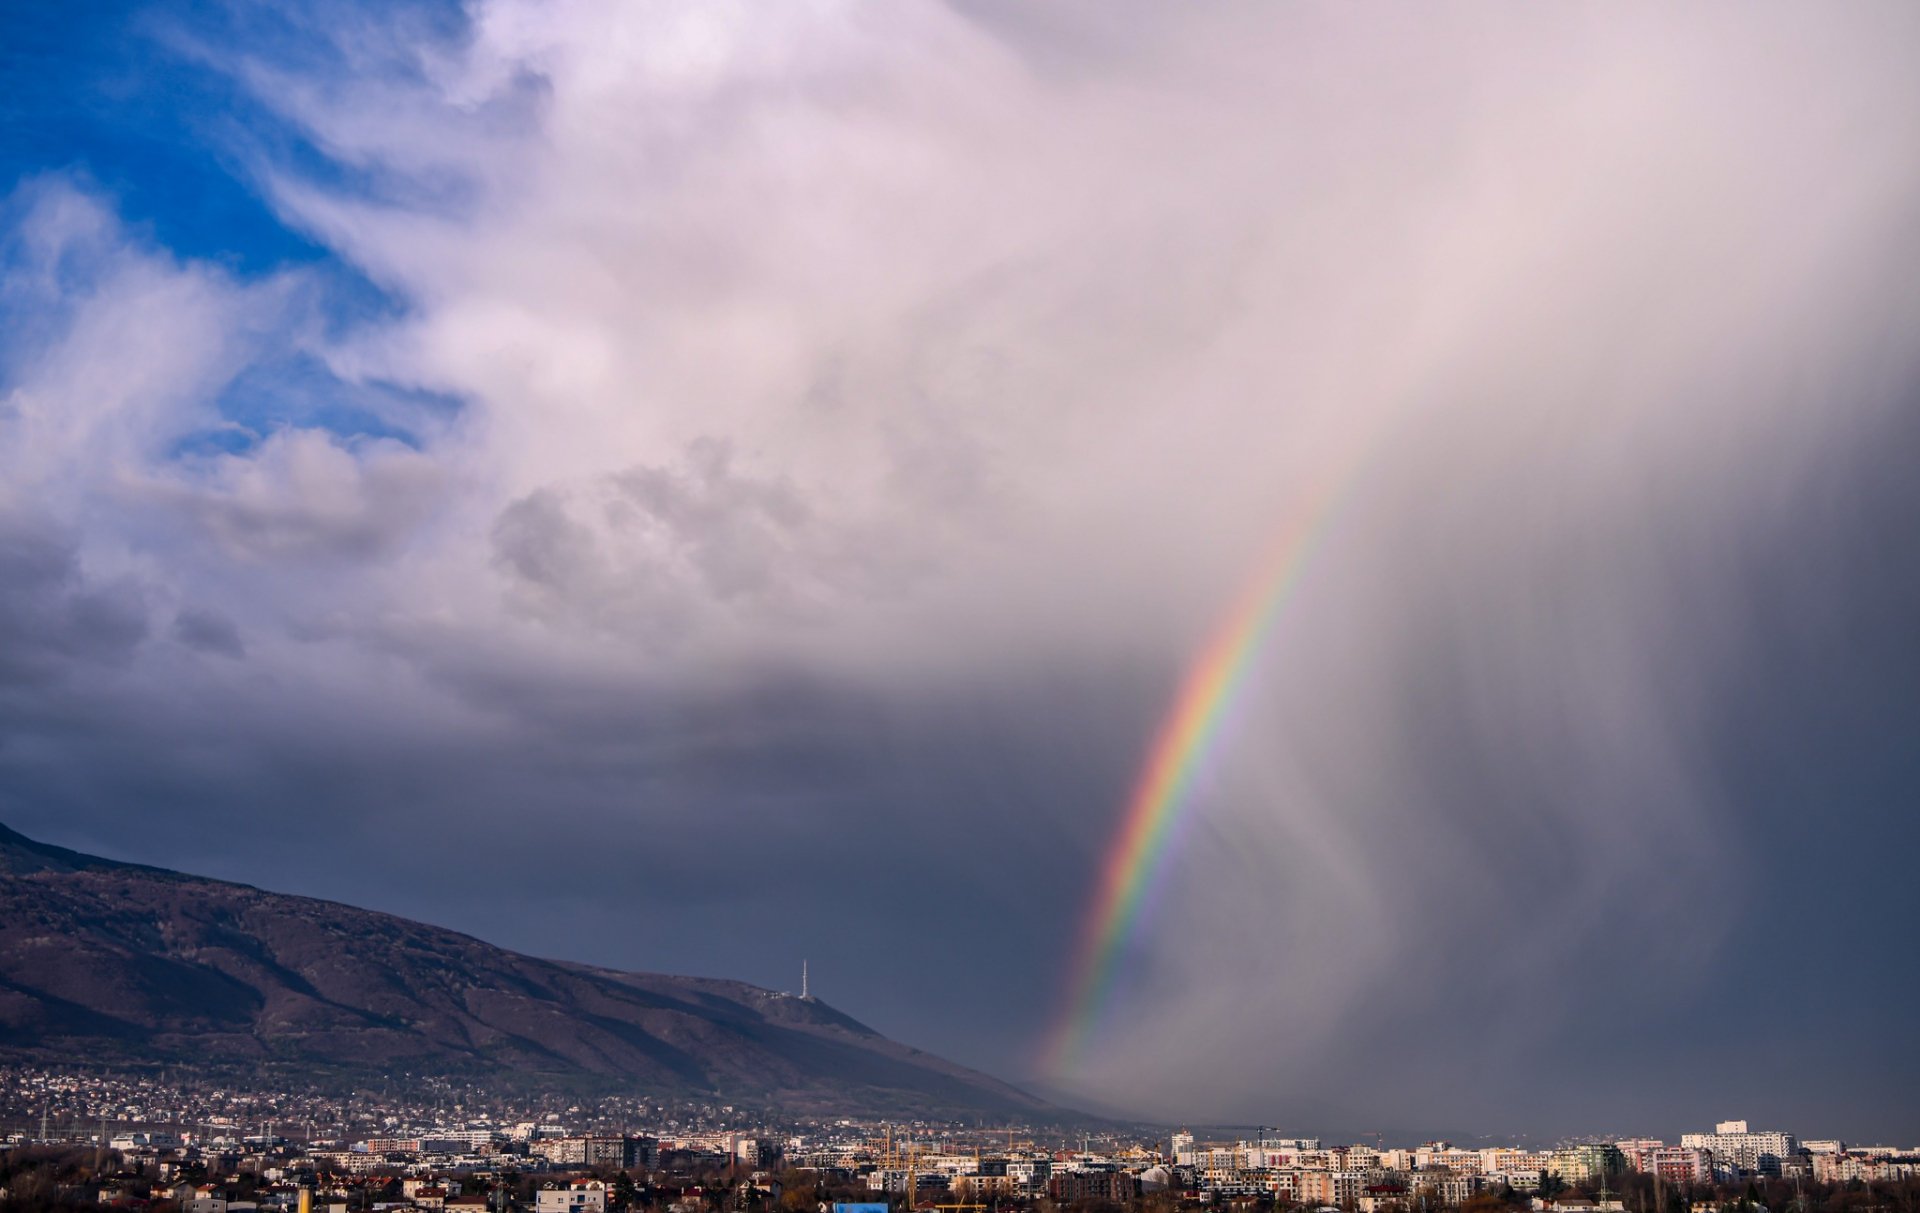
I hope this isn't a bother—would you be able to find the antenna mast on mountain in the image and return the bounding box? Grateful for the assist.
[802,959,809,999]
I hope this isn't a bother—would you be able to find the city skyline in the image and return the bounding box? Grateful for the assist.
[2,1,1918,1140]
[6,1064,1918,1194]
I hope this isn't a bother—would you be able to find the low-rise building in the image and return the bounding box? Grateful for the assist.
[535,1180,607,1213]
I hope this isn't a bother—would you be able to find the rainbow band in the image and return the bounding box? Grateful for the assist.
[1042,488,1340,1075]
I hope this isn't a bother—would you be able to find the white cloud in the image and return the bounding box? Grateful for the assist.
[139,428,446,563]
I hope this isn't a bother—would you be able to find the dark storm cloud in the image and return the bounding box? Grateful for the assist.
[171,607,245,658]
[0,629,1110,1075]
[1315,378,1920,1136]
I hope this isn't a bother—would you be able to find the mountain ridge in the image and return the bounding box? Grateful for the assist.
[0,821,1058,1121]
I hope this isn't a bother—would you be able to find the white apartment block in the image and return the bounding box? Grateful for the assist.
[1679,1121,1797,1175]
[1417,1149,1485,1175]
[1482,1149,1551,1174]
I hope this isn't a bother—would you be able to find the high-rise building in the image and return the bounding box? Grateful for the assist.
[1680,1121,1797,1176]
[1172,1131,1196,1166]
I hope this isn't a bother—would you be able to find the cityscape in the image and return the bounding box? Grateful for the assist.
[3,3,1916,1213]
[2,1069,1918,1213]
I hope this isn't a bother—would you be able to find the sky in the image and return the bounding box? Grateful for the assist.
[3,0,1919,1143]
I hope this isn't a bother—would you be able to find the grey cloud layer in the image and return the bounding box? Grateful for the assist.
[0,513,148,686]
[3,2,1918,1137]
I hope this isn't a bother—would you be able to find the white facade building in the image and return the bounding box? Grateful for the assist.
[534,1181,607,1213]
[1680,1121,1797,1176]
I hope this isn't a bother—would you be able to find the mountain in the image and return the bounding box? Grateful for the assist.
[0,822,1056,1121]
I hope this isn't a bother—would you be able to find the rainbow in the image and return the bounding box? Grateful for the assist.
[1041,488,1341,1075]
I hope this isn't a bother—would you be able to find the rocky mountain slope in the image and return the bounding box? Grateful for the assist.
[0,822,1054,1120]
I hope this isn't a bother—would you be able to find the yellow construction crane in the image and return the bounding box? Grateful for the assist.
[872,1124,923,1208]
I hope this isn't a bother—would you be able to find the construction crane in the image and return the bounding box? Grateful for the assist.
[871,1124,923,1209]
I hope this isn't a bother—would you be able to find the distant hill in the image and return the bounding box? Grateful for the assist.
[0,822,1057,1121]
